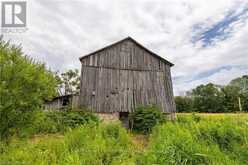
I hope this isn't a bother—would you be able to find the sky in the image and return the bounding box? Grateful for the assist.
[1,0,248,95]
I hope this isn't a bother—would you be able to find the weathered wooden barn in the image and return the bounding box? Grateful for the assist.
[79,37,176,123]
[44,94,79,110]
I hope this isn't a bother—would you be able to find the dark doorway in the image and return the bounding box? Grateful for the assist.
[119,112,129,128]
[62,97,70,106]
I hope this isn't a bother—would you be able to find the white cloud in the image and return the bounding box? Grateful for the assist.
[2,0,248,95]
[173,66,248,95]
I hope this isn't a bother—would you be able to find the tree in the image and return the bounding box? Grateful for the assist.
[241,91,248,112]
[228,75,248,112]
[222,85,240,112]
[175,96,194,112]
[229,75,248,91]
[192,83,225,113]
[0,37,58,140]
[175,75,248,113]
[58,69,80,95]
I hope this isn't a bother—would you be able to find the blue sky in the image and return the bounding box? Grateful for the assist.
[186,65,248,83]
[192,5,248,47]
[2,0,248,95]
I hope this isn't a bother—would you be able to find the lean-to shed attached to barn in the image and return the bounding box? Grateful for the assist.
[79,37,176,123]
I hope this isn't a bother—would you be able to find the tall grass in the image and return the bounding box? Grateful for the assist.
[138,114,248,165]
[0,122,136,165]
[1,114,248,165]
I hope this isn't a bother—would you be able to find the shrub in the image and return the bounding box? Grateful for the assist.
[61,111,99,128]
[129,105,165,134]
[19,111,59,137]
[17,110,99,138]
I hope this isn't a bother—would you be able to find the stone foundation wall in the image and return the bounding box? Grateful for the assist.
[95,112,119,122]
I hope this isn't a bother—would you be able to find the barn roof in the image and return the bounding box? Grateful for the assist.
[79,37,174,66]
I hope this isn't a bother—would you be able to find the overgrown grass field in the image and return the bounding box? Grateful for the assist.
[1,113,248,165]
[178,112,248,119]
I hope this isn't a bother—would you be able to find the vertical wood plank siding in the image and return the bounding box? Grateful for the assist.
[80,39,176,113]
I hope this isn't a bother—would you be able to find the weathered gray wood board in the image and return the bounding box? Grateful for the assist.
[44,95,79,110]
[79,37,176,114]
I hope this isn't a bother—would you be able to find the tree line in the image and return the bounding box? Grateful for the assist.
[175,76,248,113]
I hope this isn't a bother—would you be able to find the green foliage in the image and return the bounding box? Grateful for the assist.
[228,75,248,112]
[175,96,194,112]
[45,110,99,129]
[191,113,201,122]
[176,75,248,113]
[242,95,248,112]
[192,83,225,113]
[20,111,59,137]
[129,105,165,134]
[138,116,248,165]
[19,110,99,138]
[222,85,240,112]
[65,123,133,164]
[1,115,248,164]
[0,37,58,140]
[57,69,80,95]
[229,75,248,91]
[0,123,135,165]
[195,119,246,152]
[61,111,99,128]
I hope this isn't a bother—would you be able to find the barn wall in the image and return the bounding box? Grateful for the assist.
[163,65,176,117]
[80,40,168,71]
[44,99,61,110]
[44,95,79,110]
[71,95,79,109]
[79,39,176,114]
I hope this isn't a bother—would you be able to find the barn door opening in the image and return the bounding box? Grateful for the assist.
[119,112,129,128]
[62,97,70,106]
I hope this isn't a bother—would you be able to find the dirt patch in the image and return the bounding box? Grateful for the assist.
[29,133,64,144]
[129,133,149,151]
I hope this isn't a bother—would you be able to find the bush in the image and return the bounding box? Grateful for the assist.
[61,111,99,128]
[19,111,59,137]
[17,110,99,138]
[129,105,165,134]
